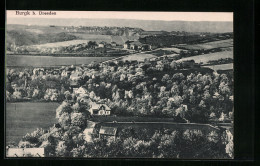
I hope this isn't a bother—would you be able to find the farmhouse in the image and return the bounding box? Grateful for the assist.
[98,41,106,48]
[123,40,133,49]
[89,102,111,115]
[98,126,117,140]
[130,41,142,50]
[124,40,151,51]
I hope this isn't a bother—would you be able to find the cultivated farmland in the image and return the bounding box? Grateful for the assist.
[117,53,157,62]
[72,33,112,43]
[176,50,233,64]
[202,63,233,71]
[175,39,233,50]
[28,40,90,49]
[6,55,117,67]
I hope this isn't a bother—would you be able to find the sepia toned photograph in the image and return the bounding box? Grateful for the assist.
[5,11,234,158]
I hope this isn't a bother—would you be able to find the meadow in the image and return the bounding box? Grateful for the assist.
[176,50,233,65]
[6,55,117,67]
[176,39,233,50]
[72,33,112,43]
[202,63,233,71]
[117,53,157,62]
[6,102,59,145]
[28,40,90,49]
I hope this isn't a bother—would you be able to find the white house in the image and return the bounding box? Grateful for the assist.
[89,102,111,115]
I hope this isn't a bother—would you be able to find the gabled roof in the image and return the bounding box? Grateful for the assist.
[130,41,143,46]
[99,126,117,136]
[91,103,111,111]
[99,41,106,44]
[124,40,134,44]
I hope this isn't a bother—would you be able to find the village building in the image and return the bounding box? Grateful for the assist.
[123,40,151,51]
[89,102,111,115]
[70,71,82,81]
[98,126,117,140]
[98,41,106,48]
[74,86,88,95]
[111,41,117,47]
[123,40,133,49]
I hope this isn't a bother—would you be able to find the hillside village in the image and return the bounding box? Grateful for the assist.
[6,24,234,158]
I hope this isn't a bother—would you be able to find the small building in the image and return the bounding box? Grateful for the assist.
[74,86,88,95]
[130,41,143,50]
[98,126,117,140]
[89,103,111,115]
[123,40,133,49]
[98,41,106,48]
[70,72,81,81]
[141,44,152,51]
[111,42,117,47]
[124,40,151,51]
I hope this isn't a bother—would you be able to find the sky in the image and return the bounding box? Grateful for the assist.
[6,10,233,22]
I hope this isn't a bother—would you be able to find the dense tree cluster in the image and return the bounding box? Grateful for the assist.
[6,57,233,123]
[17,123,233,158]
[6,68,69,102]
[7,58,234,158]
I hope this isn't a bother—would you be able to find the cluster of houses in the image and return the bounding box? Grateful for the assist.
[97,40,152,52]
[98,41,117,48]
[123,40,152,51]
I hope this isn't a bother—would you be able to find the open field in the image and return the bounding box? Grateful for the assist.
[6,102,59,145]
[6,55,117,67]
[72,33,112,43]
[202,63,233,71]
[176,39,233,50]
[157,47,187,54]
[176,50,233,64]
[117,53,157,62]
[28,40,90,49]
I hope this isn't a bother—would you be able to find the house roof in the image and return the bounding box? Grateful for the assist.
[91,103,111,111]
[124,40,134,44]
[99,126,117,136]
[75,87,87,93]
[130,41,143,46]
[99,41,106,45]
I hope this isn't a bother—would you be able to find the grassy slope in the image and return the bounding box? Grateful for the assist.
[178,39,233,50]
[202,63,233,71]
[6,102,59,144]
[176,50,233,64]
[118,53,157,62]
[6,29,78,47]
[6,55,117,67]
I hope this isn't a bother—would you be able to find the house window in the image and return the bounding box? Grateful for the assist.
[93,110,99,114]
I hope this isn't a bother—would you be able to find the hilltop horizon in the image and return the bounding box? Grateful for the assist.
[7,18,233,33]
